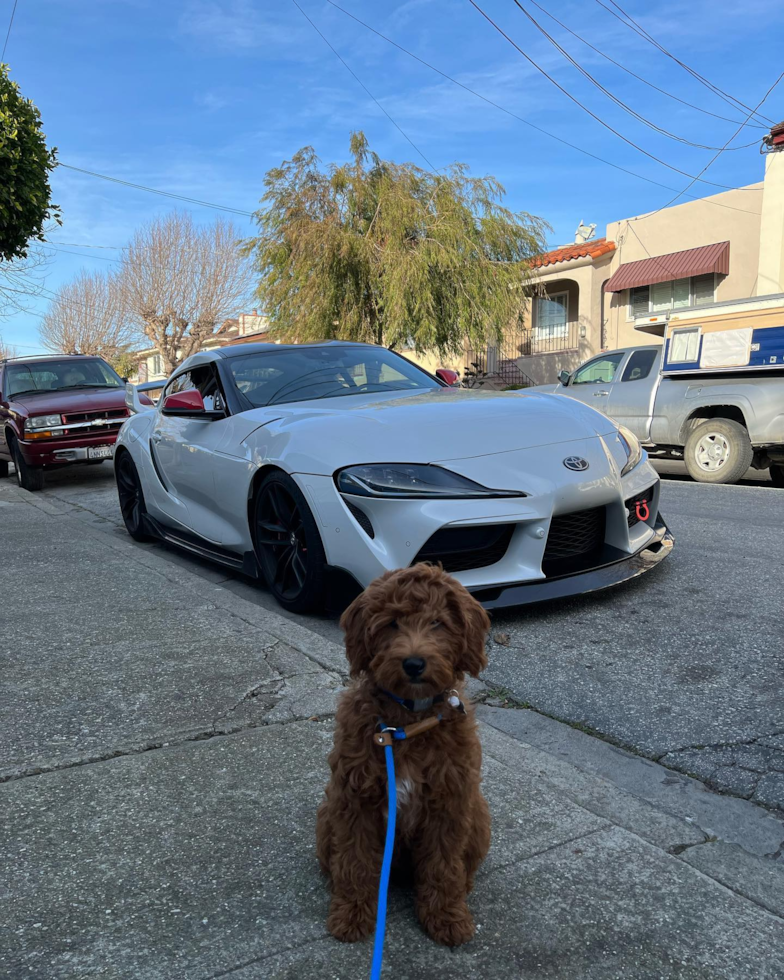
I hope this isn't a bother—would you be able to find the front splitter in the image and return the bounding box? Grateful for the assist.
[470,517,674,611]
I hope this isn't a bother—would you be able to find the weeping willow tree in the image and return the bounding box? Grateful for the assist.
[245,132,548,356]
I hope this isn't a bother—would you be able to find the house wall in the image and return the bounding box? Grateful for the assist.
[515,252,616,385]
[604,183,763,350]
[758,151,784,295]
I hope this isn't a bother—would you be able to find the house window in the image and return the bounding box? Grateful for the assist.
[669,327,701,363]
[630,273,715,318]
[534,292,569,341]
[151,353,163,376]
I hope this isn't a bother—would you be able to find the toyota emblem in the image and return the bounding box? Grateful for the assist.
[563,456,589,471]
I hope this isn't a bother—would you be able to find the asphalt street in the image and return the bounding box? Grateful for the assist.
[23,458,784,811]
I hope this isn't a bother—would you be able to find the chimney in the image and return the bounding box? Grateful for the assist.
[757,122,784,296]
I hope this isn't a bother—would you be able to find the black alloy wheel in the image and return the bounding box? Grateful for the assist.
[253,471,326,613]
[115,451,153,541]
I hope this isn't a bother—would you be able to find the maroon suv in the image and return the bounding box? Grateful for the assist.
[0,354,147,492]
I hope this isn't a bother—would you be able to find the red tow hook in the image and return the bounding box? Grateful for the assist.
[635,499,650,522]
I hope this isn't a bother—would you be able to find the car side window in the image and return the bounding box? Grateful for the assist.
[162,366,226,413]
[621,349,659,383]
[571,353,625,385]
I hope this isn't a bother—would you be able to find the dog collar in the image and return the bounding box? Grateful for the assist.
[378,688,465,714]
[378,688,445,713]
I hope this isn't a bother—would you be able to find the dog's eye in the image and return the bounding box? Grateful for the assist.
[388,620,399,630]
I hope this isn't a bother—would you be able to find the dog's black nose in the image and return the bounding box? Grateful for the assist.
[403,657,426,678]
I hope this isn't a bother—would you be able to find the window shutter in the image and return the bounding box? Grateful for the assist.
[631,286,650,317]
[692,273,715,306]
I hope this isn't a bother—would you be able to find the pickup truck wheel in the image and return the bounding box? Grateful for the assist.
[9,435,45,492]
[684,419,753,485]
[770,463,784,488]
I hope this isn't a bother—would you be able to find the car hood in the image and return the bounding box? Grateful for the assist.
[239,386,619,473]
[10,387,128,415]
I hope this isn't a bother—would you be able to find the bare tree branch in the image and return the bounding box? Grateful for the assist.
[119,212,253,372]
[39,269,140,361]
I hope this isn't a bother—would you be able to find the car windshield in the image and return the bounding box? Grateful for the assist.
[226,346,440,407]
[5,358,124,398]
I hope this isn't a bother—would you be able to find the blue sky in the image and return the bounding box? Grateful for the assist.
[3,0,783,353]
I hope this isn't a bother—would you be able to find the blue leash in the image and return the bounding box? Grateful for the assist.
[369,736,397,980]
[368,710,447,978]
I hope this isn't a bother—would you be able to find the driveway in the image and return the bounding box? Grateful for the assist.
[23,460,784,810]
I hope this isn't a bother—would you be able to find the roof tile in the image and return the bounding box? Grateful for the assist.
[534,237,616,268]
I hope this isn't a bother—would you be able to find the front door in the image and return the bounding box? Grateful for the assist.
[560,351,627,415]
[151,364,229,541]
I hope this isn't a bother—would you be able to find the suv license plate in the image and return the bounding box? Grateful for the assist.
[88,446,114,460]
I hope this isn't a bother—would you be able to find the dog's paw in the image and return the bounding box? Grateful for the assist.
[420,902,475,946]
[327,898,375,943]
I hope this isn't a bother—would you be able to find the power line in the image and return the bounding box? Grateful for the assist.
[595,0,775,128]
[526,0,765,130]
[44,245,118,263]
[322,0,762,217]
[289,0,437,172]
[47,242,123,249]
[637,68,784,219]
[511,0,759,150]
[467,0,758,192]
[58,164,255,217]
[2,0,18,60]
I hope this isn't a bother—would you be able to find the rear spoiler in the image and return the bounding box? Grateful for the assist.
[125,380,165,415]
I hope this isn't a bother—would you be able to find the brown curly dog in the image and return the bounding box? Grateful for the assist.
[316,563,491,947]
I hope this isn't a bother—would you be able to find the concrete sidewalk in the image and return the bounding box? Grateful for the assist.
[2,481,784,979]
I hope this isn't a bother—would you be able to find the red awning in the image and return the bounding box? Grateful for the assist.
[603,240,730,292]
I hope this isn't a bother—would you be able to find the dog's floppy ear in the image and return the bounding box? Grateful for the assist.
[340,589,373,677]
[450,585,490,678]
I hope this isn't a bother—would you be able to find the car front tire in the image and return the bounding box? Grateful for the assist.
[10,435,44,492]
[115,451,154,541]
[684,419,753,485]
[252,471,327,613]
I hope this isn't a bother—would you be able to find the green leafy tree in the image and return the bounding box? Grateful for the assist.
[245,132,548,355]
[0,64,60,262]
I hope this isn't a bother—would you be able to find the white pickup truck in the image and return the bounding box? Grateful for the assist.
[537,345,784,486]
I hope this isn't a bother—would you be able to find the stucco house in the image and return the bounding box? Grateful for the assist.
[494,124,784,386]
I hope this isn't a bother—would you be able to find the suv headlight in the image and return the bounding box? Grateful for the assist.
[335,463,524,499]
[26,414,63,431]
[618,425,643,476]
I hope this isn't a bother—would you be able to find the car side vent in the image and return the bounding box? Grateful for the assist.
[346,501,375,539]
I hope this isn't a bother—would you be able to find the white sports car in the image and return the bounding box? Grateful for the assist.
[116,341,672,612]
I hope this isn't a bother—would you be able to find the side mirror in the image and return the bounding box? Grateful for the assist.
[435,368,460,386]
[558,369,571,386]
[162,389,223,419]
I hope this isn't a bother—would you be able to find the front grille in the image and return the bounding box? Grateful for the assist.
[60,408,129,437]
[413,524,514,573]
[626,488,654,528]
[542,507,606,577]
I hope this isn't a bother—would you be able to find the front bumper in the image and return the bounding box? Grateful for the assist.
[470,515,673,610]
[19,431,118,466]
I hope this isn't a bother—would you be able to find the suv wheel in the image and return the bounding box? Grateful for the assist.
[252,471,327,613]
[9,435,45,492]
[684,419,753,485]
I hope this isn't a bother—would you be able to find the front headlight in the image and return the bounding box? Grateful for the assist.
[26,414,63,431]
[618,425,643,476]
[335,463,524,499]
